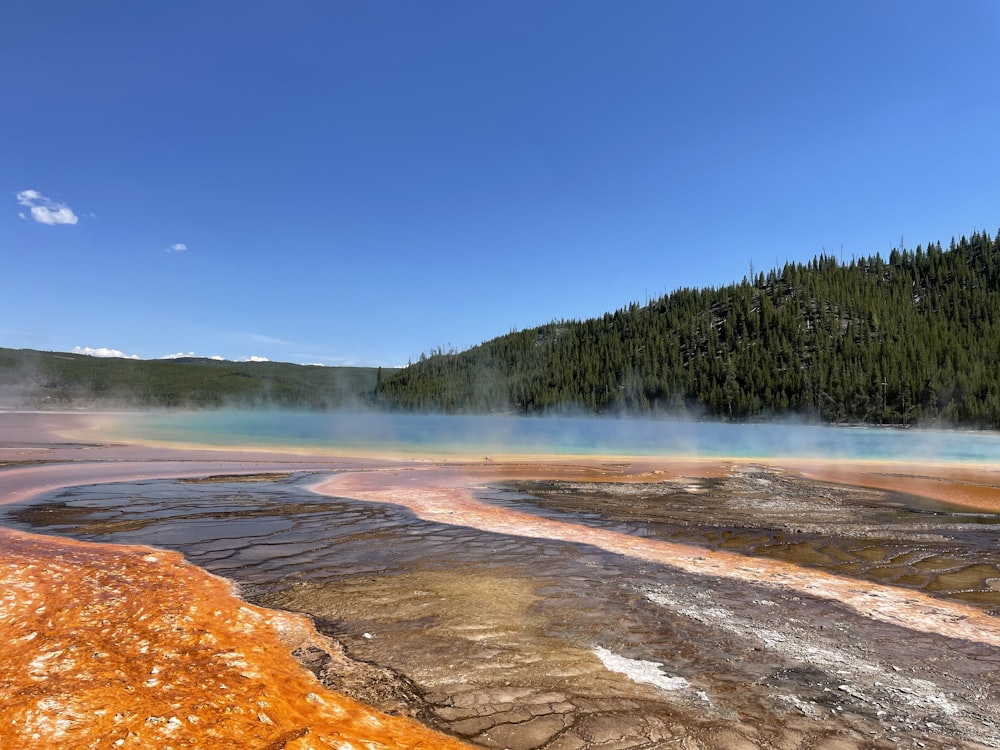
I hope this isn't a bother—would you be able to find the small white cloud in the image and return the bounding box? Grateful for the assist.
[160,352,196,359]
[73,346,139,360]
[242,355,270,362]
[17,189,79,225]
[167,243,188,253]
[209,355,225,361]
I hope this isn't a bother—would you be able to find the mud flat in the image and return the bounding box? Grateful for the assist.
[3,411,1000,749]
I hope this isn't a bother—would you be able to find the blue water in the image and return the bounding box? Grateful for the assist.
[113,411,1000,465]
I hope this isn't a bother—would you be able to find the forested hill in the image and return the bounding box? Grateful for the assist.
[379,229,1000,427]
[0,348,391,410]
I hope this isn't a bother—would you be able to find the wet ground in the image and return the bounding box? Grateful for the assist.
[503,467,1000,612]
[5,468,1000,749]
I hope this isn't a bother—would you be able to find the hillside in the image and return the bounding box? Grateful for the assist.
[0,348,392,410]
[379,229,1000,428]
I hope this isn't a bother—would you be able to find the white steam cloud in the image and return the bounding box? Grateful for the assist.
[17,189,79,225]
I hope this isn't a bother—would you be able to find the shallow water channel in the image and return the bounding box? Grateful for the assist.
[6,468,1000,749]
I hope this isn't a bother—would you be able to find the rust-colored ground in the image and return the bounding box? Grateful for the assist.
[0,527,473,749]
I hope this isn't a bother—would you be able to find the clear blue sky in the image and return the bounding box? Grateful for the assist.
[4,1,999,367]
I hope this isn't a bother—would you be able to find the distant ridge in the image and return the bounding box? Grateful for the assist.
[378,228,1000,428]
[0,347,392,410]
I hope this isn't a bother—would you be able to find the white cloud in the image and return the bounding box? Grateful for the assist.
[17,189,79,225]
[73,346,139,360]
[167,243,187,253]
[242,355,270,362]
[160,352,196,359]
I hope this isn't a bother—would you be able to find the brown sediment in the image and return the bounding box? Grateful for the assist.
[377,455,1000,514]
[443,455,1000,514]
[784,460,1000,513]
[178,472,296,483]
[312,467,1000,649]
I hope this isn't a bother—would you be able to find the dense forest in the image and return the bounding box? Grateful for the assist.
[0,348,389,410]
[379,229,1000,428]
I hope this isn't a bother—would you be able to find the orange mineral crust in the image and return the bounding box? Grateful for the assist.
[0,527,472,750]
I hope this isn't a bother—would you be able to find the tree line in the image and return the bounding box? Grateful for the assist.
[377,229,1000,428]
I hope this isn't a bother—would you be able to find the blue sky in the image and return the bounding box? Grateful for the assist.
[3,1,999,367]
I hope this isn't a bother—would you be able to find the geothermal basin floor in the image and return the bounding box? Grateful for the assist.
[4,458,1000,749]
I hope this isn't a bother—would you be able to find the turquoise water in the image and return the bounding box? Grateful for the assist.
[112,411,1000,464]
